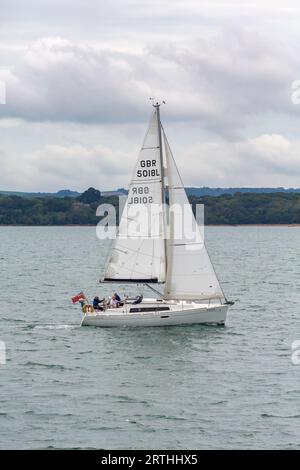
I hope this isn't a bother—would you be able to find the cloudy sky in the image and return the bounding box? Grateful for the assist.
[1,0,300,191]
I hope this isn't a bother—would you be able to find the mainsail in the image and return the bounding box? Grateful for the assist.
[103,109,166,283]
[163,131,225,301]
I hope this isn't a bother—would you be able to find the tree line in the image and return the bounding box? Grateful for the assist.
[1,188,300,225]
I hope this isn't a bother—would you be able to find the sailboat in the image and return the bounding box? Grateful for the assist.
[81,102,233,327]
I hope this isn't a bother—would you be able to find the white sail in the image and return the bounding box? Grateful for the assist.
[103,110,166,282]
[163,131,226,301]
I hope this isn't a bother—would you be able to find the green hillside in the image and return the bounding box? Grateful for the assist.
[1,189,300,225]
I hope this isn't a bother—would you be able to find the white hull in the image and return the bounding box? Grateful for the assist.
[81,300,229,328]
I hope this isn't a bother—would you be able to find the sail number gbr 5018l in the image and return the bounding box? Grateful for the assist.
[136,159,160,178]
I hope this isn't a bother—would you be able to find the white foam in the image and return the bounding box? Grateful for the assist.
[33,324,78,330]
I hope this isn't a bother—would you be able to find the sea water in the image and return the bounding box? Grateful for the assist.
[0,226,300,449]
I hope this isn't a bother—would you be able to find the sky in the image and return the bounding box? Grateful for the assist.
[1,0,300,191]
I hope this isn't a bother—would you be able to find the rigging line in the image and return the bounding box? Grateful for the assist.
[144,283,164,298]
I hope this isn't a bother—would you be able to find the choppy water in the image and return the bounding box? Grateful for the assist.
[1,226,300,449]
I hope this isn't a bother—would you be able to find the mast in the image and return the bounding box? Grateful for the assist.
[153,101,168,279]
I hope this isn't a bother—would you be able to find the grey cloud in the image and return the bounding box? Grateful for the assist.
[182,133,300,187]
[1,0,300,191]
[0,28,298,139]
[3,132,300,192]
[1,37,151,123]
[0,142,132,192]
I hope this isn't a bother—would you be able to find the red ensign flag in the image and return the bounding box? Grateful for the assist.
[71,292,86,303]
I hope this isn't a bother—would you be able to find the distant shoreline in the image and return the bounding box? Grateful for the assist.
[2,190,300,225]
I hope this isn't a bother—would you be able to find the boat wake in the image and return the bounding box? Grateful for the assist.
[33,324,79,330]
